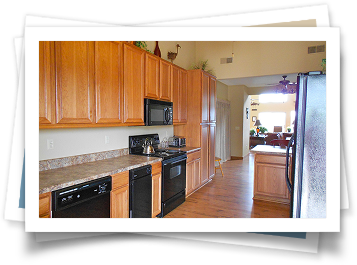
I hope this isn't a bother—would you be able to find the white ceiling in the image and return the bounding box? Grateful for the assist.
[218,73,299,88]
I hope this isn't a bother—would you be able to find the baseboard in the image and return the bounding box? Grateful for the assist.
[230,156,243,160]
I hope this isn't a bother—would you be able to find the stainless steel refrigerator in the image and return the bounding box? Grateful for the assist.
[286,72,326,218]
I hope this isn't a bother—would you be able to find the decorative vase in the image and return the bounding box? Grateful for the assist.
[154,41,161,57]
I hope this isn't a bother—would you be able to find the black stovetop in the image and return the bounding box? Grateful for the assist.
[129,134,186,160]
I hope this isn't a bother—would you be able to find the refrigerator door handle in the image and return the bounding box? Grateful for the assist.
[285,135,294,193]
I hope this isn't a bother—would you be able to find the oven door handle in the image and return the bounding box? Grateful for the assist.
[163,158,187,166]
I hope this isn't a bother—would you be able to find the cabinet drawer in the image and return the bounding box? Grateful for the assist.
[151,161,162,175]
[187,150,201,163]
[112,171,129,190]
[255,154,286,165]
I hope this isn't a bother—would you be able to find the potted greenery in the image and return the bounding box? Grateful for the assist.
[134,41,153,53]
[191,60,215,75]
[287,127,292,132]
[258,126,268,134]
[250,129,255,136]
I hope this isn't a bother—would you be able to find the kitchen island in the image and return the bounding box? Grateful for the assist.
[250,145,292,205]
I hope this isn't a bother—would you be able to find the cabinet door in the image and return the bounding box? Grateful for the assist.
[201,124,209,184]
[208,124,216,179]
[111,185,129,218]
[95,41,123,124]
[39,41,55,125]
[201,72,210,123]
[159,60,172,101]
[209,76,216,123]
[193,159,201,190]
[39,192,51,218]
[179,69,188,123]
[145,53,160,99]
[55,41,95,124]
[152,173,162,217]
[123,44,145,124]
[171,65,180,123]
[186,161,194,195]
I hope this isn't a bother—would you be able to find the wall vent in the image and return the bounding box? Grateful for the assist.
[220,57,233,64]
[308,45,325,54]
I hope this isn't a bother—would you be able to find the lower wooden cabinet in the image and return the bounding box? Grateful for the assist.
[186,150,201,196]
[151,161,162,218]
[39,192,51,218]
[253,153,292,204]
[111,185,129,218]
[110,171,129,218]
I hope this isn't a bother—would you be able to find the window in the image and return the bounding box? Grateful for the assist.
[259,93,288,103]
[258,112,286,133]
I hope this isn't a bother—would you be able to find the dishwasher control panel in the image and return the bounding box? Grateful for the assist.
[52,176,112,211]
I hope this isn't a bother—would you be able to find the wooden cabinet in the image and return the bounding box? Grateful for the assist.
[95,41,123,125]
[172,65,188,124]
[39,41,55,125]
[151,161,162,217]
[39,192,51,218]
[186,150,201,196]
[209,76,216,123]
[110,171,129,218]
[39,41,186,129]
[123,43,145,125]
[145,53,160,99]
[175,70,217,187]
[55,41,95,124]
[253,153,292,204]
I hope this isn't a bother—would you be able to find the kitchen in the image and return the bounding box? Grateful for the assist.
[39,40,326,219]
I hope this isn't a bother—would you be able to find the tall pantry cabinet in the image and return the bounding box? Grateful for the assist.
[175,70,216,187]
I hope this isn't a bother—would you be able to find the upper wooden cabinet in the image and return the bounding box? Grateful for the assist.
[159,60,172,101]
[55,41,95,124]
[201,72,210,124]
[39,41,187,129]
[39,41,55,125]
[172,65,188,124]
[123,43,145,125]
[145,53,160,99]
[209,76,216,123]
[95,41,123,125]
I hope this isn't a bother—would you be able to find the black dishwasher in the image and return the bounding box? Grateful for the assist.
[129,165,152,218]
[52,176,112,218]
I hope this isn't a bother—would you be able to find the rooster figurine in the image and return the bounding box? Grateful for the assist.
[167,44,181,62]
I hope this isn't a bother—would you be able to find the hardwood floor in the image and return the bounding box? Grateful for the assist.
[165,153,290,218]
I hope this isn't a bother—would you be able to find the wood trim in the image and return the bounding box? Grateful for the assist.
[111,171,129,190]
[152,172,162,217]
[231,156,243,160]
[151,161,162,175]
[39,192,51,218]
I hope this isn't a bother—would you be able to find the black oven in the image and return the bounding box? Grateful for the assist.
[144,98,173,126]
[160,155,187,217]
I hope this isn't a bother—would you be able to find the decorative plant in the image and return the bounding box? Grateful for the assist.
[190,60,215,75]
[321,58,326,73]
[287,127,292,132]
[250,129,255,136]
[258,126,268,134]
[135,41,153,53]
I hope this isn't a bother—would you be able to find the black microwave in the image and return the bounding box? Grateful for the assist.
[144,98,173,126]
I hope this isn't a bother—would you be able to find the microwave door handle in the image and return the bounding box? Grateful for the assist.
[164,108,170,124]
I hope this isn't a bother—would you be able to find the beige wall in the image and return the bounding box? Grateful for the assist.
[195,41,326,80]
[146,41,196,70]
[228,85,250,158]
[216,80,229,101]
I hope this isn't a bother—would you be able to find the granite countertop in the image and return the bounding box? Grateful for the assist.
[250,145,292,155]
[165,146,201,153]
[39,155,161,194]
